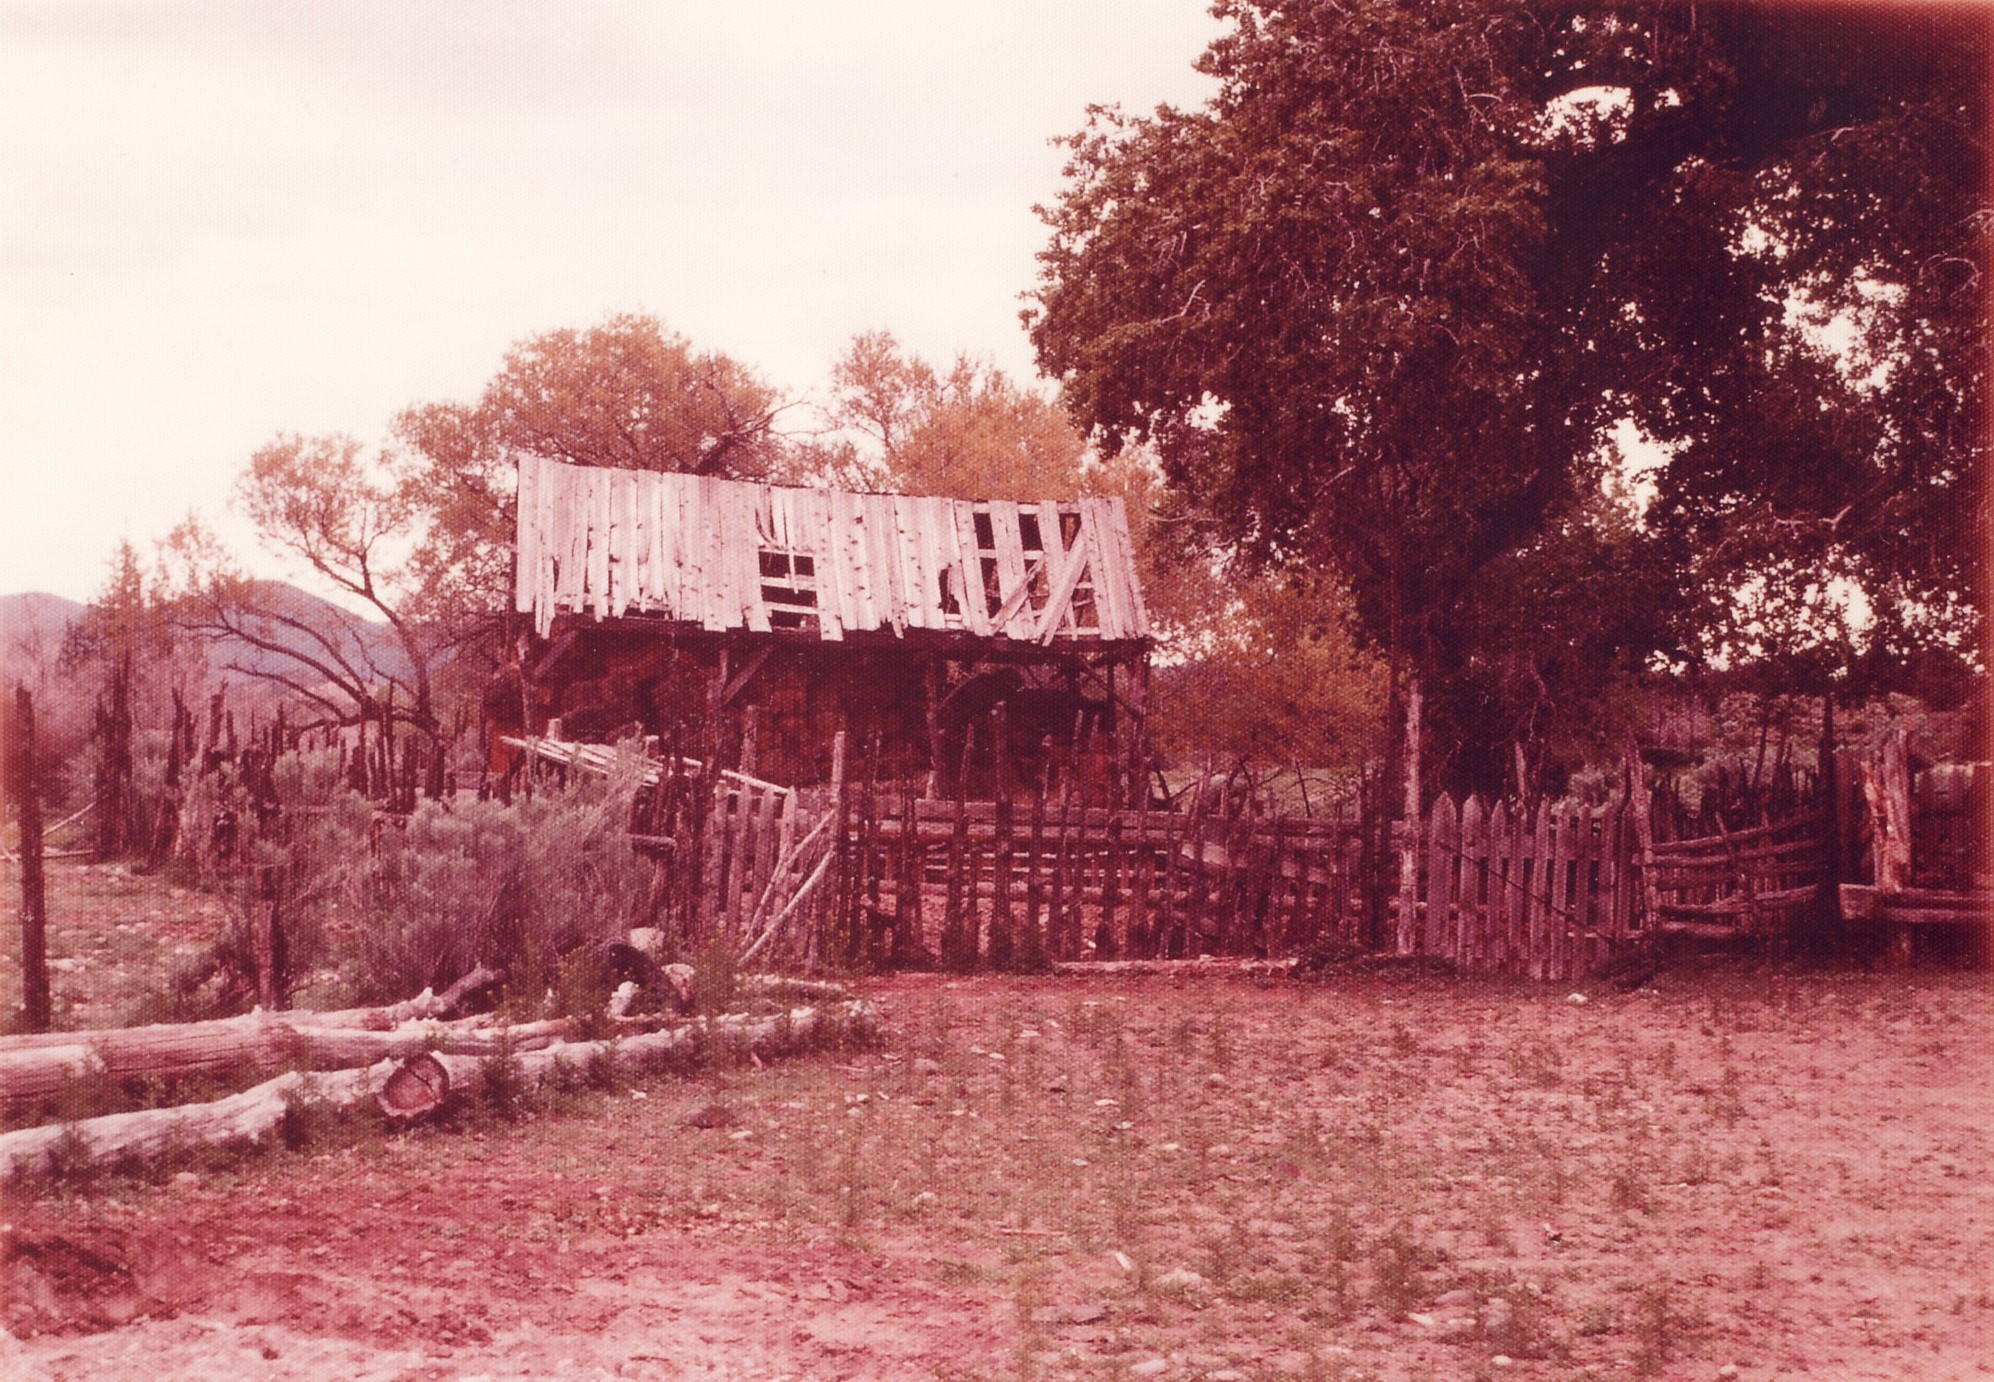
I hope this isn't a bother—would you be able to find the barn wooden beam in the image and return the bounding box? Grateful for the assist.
[718,644,774,707]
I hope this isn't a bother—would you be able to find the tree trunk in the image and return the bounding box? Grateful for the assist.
[93,651,137,862]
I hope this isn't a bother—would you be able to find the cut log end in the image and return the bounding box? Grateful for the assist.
[377,1051,451,1123]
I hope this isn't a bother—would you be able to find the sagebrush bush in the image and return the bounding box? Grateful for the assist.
[350,747,660,1003]
[154,743,665,1010]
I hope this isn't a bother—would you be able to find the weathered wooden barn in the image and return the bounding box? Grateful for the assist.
[509,455,1153,800]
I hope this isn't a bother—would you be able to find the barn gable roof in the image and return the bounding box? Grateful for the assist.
[515,455,1150,646]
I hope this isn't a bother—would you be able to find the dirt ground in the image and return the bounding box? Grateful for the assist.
[4,962,1992,1380]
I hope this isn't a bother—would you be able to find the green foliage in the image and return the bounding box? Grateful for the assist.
[41,1125,97,1191]
[1031,0,1559,677]
[476,1033,532,1122]
[392,313,787,630]
[822,331,1097,500]
[1150,562,1386,774]
[348,752,656,1003]
[137,744,662,1012]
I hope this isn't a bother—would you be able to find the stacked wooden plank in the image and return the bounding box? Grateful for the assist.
[515,455,1149,644]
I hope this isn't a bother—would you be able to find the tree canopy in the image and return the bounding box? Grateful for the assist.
[820,331,1385,774]
[1028,0,1986,794]
[821,331,1097,499]
[395,314,789,629]
[155,316,788,749]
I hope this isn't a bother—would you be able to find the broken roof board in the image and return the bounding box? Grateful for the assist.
[516,455,1149,645]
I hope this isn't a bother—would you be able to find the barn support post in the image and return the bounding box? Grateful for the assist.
[8,686,51,1032]
[923,655,946,800]
[857,730,883,966]
[941,727,977,972]
[1018,738,1051,971]
[1048,717,1081,959]
[890,777,926,968]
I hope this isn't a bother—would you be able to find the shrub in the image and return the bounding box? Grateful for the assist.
[334,745,658,1004]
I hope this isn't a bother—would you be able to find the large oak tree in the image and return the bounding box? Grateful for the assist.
[1028,1,1986,795]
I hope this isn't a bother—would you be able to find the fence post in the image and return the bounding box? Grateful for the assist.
[1623,744,1662,939]
[8,686,52,1032]
[816,728,848,972]
[1395,678,1423,954]
[1864,725,1913,894]
[254,864,283,1010]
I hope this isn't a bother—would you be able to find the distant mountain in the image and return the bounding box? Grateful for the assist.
[0,592,86,685]
[0,583,412,692]
[0,590,86,642]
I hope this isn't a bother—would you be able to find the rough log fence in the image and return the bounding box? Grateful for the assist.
[608,736,1986,981]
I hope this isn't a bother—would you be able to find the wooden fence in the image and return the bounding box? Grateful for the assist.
[522,728,1983,979]
[843,796,1374,970]
[597,732,1383,972]
[1644,811,1826,940]
[1392,796,1643,981]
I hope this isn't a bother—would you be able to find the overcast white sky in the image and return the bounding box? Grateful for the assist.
[0,0,1222,603]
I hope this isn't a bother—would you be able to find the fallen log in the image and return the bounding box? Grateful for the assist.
[0,1000,877,1180]
[371,999,874,1123]
[0,972,853,1106]
[307,963,509,1028]
[0,1011,676,1106]
[0,1013,302,1104]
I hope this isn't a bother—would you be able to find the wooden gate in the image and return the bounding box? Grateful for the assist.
[1394,795,1642,981]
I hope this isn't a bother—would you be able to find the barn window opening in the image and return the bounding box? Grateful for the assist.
[972,507,1003,616]
[759,548,819,632]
